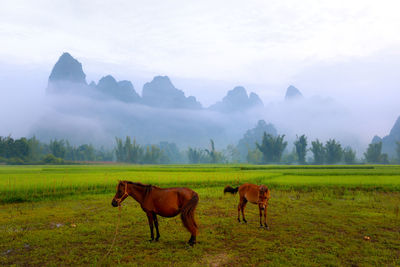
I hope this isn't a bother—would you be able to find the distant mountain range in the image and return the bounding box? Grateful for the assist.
[47,52,268,112]
[285,85,303,100]
[209,86,263,112]
[33,52,400,157]
[32,52,344,153]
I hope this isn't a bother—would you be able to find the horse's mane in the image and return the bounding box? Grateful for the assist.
[125,181,150,187]
[123,181,158,196]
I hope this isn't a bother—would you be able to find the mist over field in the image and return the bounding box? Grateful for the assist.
[1,0,400,158]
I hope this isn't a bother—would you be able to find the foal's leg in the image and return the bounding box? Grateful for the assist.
[259,206,263,227]
[237,201,241,223]
[153,212,160,241]
[241,198,248,223]
[146,212,154,241]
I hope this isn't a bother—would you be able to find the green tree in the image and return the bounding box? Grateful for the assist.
[114,136,143,163]
[256,133,287,163]
[27,136,42,161]
[187,147,206,164]
[294,134,307,164]
[0,136,30,161]
[364,142,383,163]
[124,136,133,162]
[205,139,223,163]
[13,138,30,160]
[310,139,325,164]
[77,144,95,161]
[0,136,5,159]
[142,145,163,164]
[343,147,356,164]
[115,137,125,162]
[325,139,343,164]
[128,138,143,163]
[237,120,277,162]
[0,137,4,157]
[0,136,16,158]
[64,140,76,161]
[49,139,66,158]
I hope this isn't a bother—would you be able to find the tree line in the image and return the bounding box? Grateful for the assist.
[1,134,399,165]
[0,136,113,164]
[245,133,397,164]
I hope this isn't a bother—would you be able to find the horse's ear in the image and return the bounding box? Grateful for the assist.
[260,185,267,192]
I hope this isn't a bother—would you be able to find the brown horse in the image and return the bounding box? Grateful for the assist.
[224,183,270,229]
[111,181,199,245]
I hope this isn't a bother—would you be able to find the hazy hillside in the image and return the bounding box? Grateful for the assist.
[32,53,266,148]
[372,116,400,157]
[24,52,396,156]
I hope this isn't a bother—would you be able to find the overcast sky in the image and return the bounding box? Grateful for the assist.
[1,0,400,137]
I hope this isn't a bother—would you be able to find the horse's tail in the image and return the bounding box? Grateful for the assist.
[181,192,199,235]
[224,185,239,194]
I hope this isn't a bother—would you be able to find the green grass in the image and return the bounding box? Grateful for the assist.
[1,164,400,203]
[1,164,400,266]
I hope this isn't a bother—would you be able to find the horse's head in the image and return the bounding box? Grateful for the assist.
[258,185,270,211]
[111,180,129,207]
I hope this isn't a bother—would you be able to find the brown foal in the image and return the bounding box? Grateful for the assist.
[224,183,271,229]
[111,181,199,245]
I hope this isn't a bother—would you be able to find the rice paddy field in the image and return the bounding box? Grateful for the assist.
[1,164,399,266]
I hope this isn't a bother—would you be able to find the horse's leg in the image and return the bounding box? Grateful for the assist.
[153,212,160,241]
[264,204,269,230]
[241,198,248,223]
[188,228,196,246]
[146,212,154,241]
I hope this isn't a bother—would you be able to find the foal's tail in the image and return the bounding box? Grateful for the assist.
[224,185,239,194]
[181,192,199,235]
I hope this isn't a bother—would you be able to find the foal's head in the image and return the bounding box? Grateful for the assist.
[111,181,129,207]
[258,185,270,210]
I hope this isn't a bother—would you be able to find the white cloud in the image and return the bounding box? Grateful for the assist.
[1,0,400,136]
[1,0,400,83]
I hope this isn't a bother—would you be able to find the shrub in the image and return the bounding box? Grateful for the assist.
[42,154,64,164]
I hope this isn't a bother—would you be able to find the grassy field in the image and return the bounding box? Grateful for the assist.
[1,165,400,266]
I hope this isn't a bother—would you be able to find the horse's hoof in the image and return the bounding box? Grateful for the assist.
[155,238,160,242]
[243,220,247,223]
[264,225,270,230]
[149,239,154,242]
[237,219,240,223]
